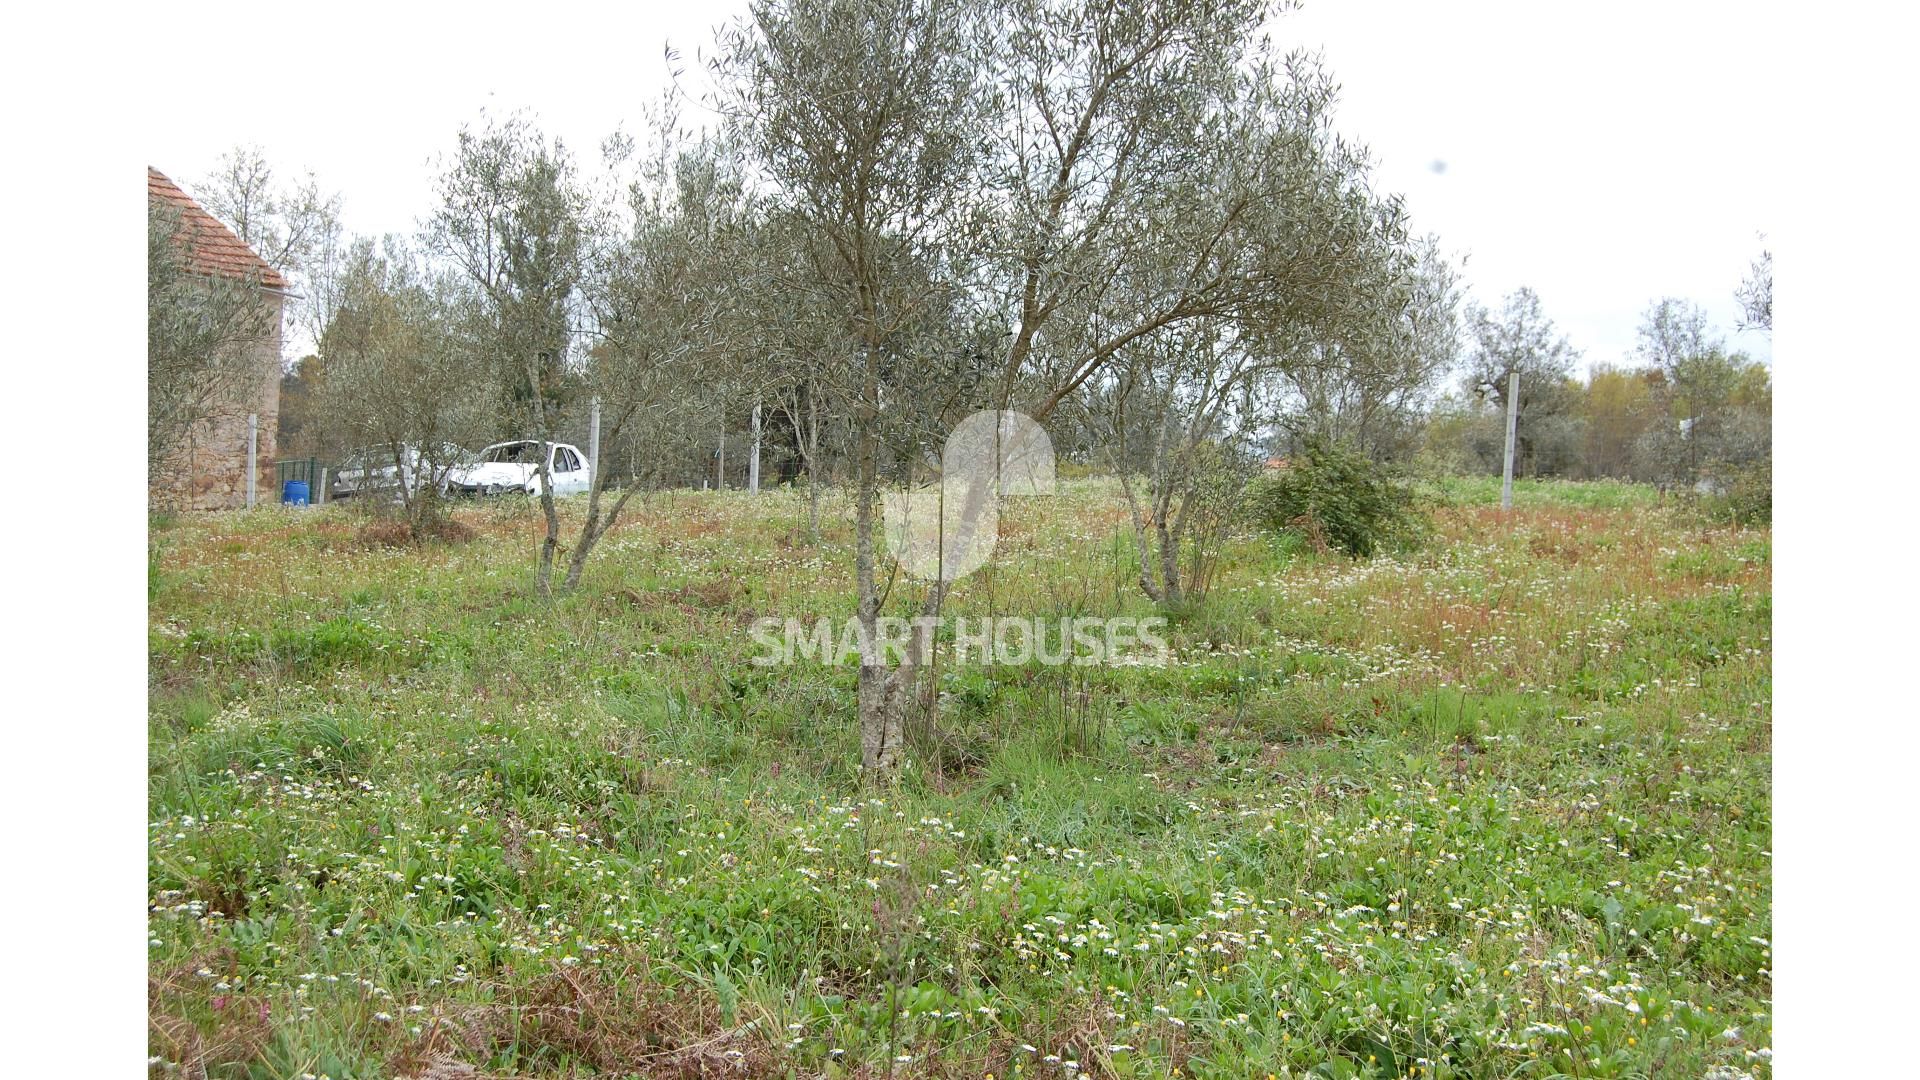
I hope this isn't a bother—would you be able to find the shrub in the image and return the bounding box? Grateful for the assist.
[1170,441,1257,601]
[1245,438,1423,557]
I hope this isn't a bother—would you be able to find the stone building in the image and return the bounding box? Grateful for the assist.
[149,167,287,510]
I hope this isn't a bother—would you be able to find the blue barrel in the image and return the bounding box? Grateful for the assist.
[282,479,310,506]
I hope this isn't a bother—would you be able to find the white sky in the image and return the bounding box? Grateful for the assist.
[139,0,1773,370]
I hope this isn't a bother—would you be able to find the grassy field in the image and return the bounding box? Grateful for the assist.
[148,479,1771,1079]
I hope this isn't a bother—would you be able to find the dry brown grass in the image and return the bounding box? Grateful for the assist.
[355,517,479,548]
[149,950,274,1079]
[390,963,789,1080]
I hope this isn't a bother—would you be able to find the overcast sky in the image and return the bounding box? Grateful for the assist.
[140,0,1773,371]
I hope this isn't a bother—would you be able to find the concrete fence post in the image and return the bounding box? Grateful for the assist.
[589,395,601,478]
[749,401,762,494]
[247,413,258,509]
[1500,371,1518,511]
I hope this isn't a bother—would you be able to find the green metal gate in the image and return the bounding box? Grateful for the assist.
[274,457,325,502]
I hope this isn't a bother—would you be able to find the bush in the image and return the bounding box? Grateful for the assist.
[1170,441,1258,601]
[1245,438,1423,557]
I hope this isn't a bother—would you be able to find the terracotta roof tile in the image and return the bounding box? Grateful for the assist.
[148,166,288,289]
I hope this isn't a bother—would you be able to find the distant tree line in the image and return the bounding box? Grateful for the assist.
[1420,288,1770,494]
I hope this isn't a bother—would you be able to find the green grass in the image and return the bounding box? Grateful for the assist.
[148,479,1771,1079]
[1422,474,1662,510]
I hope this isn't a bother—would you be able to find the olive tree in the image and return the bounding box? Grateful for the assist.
[564,133,755,590]
[989,5,1431,605]
[718,0,992,773]
[428,116,588,597]
[314,236,497,534]
[1098,322,1264,604]
[722,0,1444,777]
[1271,236,1463,459]
[1095,226,1445,605]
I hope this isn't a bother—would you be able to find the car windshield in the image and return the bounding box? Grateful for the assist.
[482,443,539,464]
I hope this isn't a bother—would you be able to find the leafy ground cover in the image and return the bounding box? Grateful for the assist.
[149,480,1770,1079]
